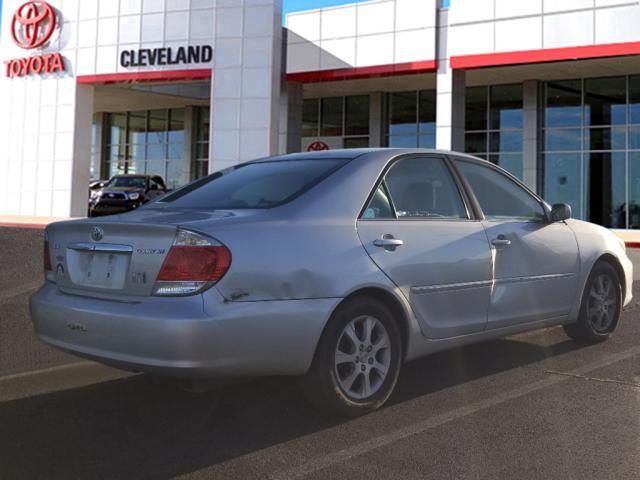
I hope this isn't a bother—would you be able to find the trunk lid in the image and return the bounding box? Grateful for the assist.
[47,220,178,300]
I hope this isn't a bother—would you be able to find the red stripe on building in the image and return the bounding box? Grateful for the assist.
[77,69,212,85]
[450,41,640,70]
[286,60,438,83]
[625,242,640,249]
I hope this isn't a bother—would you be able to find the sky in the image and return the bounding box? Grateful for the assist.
[283,0,369,15]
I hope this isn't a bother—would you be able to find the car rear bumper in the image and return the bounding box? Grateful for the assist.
[30,282,338,378]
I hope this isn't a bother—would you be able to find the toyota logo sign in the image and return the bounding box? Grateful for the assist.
[11,1,57,50]
[307,141,330,152]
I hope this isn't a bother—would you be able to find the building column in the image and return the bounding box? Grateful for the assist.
[522,80,539,193]
[69,84,94,218]
[435,8,465,152]
[278,81,303,154]
[210,0,283,173]
[369,92,384,147]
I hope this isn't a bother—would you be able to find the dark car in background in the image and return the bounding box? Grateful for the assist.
[89,175,168,217]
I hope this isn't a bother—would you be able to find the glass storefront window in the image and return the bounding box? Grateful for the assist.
[303,96,370,148]
[628,153,640,228]
[464,84,523,178]
[388,92,417,136]
[193,106,210,181]
[490,84,523,130]
[543,153,582,220]
[103,109,189,189]
[168,109,185,143]
[302,100,319,137]
[345,96,369,136]
[546,80,582,128]
[586,152,626,228]
[542,76,640,228]
[584,127,626,151]
[465,86,487,131]
[584,77,626,127]
[128,112,147,145]
[386,90,437,148]
[110,113,127,145]
[545,128,581,152]
[320,97,343,136]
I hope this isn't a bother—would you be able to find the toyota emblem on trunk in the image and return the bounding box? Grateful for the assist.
[91,226,104,242]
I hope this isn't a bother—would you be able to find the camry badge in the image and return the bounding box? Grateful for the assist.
[91,226,104,242]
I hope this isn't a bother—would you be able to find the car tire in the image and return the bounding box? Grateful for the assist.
[563,261,622,343]
[303,296,402,417]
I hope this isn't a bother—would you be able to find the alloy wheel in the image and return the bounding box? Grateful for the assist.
[587,273,617,333]
[334,315,392,400]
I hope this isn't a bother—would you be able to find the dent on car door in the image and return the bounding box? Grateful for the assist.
[357,156,492,339]
[454,159,580,328]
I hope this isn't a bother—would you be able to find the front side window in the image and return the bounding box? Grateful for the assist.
[368,157,467,219]
[160,159,346,210]
[456,160,546,221]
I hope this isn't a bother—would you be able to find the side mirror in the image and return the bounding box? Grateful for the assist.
[550,203,571,222]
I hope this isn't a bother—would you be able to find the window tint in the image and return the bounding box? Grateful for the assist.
[160,159,346,209]
[456,160,546,221]
[384,157,467,219]
[362,185,394,219]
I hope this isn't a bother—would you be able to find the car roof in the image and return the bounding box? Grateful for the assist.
[260,148,487,163]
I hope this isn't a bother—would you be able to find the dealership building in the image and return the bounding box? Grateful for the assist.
[2,0,640,238]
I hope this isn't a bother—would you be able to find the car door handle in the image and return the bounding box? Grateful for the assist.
[374,238,404,248]
[491,238,511,247]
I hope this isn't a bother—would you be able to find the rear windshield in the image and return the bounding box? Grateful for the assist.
[159,159,347,209]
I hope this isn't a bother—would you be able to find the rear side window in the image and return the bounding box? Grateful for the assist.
[362,185,394,219]
[456,160,546,221]
[160,159,346,209]
[371,157,467,219]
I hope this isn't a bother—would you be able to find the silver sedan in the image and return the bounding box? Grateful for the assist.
[30,149,633,415]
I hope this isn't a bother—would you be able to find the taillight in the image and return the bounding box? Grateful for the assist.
[153,230,231,296]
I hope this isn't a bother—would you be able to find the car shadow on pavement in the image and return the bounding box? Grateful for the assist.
[0,331,582,479]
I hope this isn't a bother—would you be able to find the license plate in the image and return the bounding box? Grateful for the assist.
[67,251,130,290]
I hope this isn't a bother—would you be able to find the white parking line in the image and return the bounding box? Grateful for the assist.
[0,361,94,383]
[272,345,640,480]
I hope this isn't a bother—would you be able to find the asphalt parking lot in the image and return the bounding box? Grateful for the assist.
[2,284,640,479]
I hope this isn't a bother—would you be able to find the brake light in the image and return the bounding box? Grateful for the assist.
[153,230,231,296]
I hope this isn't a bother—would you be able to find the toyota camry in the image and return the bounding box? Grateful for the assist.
[30,149,633,416]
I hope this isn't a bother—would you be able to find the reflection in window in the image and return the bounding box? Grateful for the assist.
[103,109,187,189]
[586,153,626,228]
[543,153,581,220]
[302,96,370,148]
[386,90,436,148]
[542,76,639,228]
[464,84,523,179]
[320,97,343,136]
[193,106,210,180]
[629,153,640,228]
[584,77,626,127]
[545,80,582,128]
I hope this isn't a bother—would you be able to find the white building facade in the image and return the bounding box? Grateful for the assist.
[3,0,640,236]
